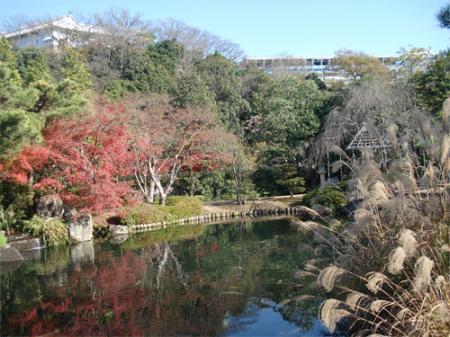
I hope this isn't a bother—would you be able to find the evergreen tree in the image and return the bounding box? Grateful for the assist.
[414,50,450,116]
[16,48,52,86]
[437,3,450,28]
[0,110,43,160]
[146,40,183,93]
[195,53,248,133]
[0,37,21,85]
[60,48,92,94]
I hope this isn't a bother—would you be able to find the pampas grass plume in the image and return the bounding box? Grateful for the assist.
[388,247,406,274]
[413,256,434,291]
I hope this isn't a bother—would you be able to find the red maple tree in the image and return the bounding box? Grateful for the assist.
[3,104,134,213]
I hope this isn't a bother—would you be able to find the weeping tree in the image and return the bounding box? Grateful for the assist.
[308,77,422,185]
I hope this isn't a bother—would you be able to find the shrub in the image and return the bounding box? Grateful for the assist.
[119,197,203,226]
[119,204,175,226]
[276,177,305,197]
[0,231,7,246]
[302,185,346,211]
[22,216,68,247]
[0,180,35,232]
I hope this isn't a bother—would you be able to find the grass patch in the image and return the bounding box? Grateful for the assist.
[0,231,7,246]
[118,196,203,226]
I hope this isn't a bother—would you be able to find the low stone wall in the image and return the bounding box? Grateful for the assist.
[129,207,307,234]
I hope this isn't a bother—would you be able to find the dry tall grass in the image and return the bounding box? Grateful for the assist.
[300,98,450,336]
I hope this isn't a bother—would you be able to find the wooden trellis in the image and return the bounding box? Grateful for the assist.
[346,125,390,151]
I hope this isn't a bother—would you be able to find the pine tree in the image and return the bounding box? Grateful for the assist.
[60,48,91,94]
[16,48,52,86]
[0,38,21,86]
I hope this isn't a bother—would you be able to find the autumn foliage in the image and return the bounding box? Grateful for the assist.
[126,94,232,204]
[1,96,233,213]
[2,104,134,213]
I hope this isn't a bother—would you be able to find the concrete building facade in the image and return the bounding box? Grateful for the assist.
[245,56,398,81]
[2,15,102,50]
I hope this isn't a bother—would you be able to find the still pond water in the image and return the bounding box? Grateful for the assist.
[1,219,333,337]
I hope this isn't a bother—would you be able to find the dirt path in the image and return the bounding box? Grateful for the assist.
[202,195,304,214]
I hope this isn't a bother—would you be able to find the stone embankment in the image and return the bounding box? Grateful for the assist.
[109,206,324,236]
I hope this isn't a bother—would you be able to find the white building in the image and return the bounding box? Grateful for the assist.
[245,56,398,82]
[2,15,103,50]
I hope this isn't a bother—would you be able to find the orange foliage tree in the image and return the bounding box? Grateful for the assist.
[126,95,232,204]
[2,104,134,213]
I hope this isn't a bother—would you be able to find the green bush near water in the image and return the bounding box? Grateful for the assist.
[0,231,7,246]
[119,196,203,226]
[302,184,346,211]
[0,180,36,233]
[22,215,69,247]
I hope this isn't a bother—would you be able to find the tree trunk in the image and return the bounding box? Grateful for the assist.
[318,165,326,192]
[148,180,155,203]
[232,154,243,205]
[159,192,167,205]
[189,166,195,196]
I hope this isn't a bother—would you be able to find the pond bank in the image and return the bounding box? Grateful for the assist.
[0,194,317,265]
[1,203,323,266]
[126,205,322,235]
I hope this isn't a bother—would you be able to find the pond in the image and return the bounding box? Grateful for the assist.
[1,218,334,337]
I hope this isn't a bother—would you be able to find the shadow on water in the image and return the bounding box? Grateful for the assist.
[1,218,338,336]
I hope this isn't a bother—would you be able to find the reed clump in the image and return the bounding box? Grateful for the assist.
[307,98,450,336]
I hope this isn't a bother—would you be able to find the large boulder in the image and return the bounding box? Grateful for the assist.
[36,194,64,218]
[63,209,78,222]
[68,214,93,242]
[0,246,23,263]
[9,237,43,251]
[110,225,129,236]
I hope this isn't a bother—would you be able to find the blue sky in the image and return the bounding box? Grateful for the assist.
[1,0,449,57]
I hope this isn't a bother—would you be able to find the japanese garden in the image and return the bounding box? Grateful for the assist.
[0,4,449,337]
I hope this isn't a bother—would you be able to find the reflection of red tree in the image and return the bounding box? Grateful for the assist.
[7,251,147,336]
[4,245,249,337]
[195,241,220,257]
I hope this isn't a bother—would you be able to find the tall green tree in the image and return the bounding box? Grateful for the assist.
[146,40,183,92]
[107,40,183,95]
[437,3,450,28]
[1,45,92,159]
[414,50,450,116]
[171,70,216,109]
[333,49,391,80]
[249,77,325,195]
[16,48,52,86]
[60,48,92,93]
[252,77,324,163]
[239,64,273,124]
[0,37,21,85]
[0,41,43,159]
[195,53,248,133]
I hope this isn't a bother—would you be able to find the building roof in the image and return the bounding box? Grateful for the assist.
[2,15,103,38]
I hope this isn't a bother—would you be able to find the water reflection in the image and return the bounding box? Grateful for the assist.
[1,219,331,336]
